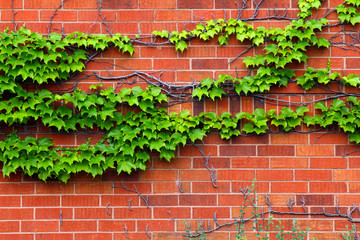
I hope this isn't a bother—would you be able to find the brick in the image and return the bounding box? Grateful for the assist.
[179,195,216,206]
[334,170,360,181]
[139,0,176,9]
[63,23,101,34]
[36,182,74,194]
[74,208,112,219]
[220,145,256,156]
[146,195,178,206]
[193,207,230,218]
[296,194,334,206]
[0,183,34,194]
[1,10,39,21]
[181,47,216,58]
[194,157,230,168]
[103,22,139,34]
[101,0,137,9]
[0,0,21,9]
[75,182,112,194]
[137,220,175,231]
[297,219,333,231]
[74,233,112,240]
[310,157,347,169]
[62,195,99,206]
[232,181,269,193]
[22,221,58,232]
[140,22,177,33]
[78,11,116,21]
[60,220,97,232]
[271,182,308,193]
[257,170,293,181]
[232,157,269,168]
[36,233,73,240]
[178,0,213,9]
[295,170,332,181]
[23,196,59,207]
[336,145,360,156]
[35,208,72,219]
[0,221,19,232]
[101,195,139,207]
[0,209,33,220]
[112,182,151,194]
[37,134,75,146]
[141,47,178,58]
[296,145,334,156]
[258,145,295,156]
[40,10,77,21]
[114,208,151,219]
[180,145,217,156]
[153,181,190,193]
[192,59,228,69]
[0,196,20,207]
[193,181,230,193]
[310,182,347,193]
[232,134,269,144]
[153,59,189,70]
[270,133,308,144]
[155,10,191,21]
[217,170,255,180]
[117,10,154,21]
[140,170,176,181]
[153,207,191,218]
[350,157,360,168]
[115,59,152,70]
[99,220,135,231]
[218,194,245,206]
[25,0,61,9]
[270,157,308,168]
[179,170,213,181]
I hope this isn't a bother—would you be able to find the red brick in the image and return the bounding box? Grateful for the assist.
[232,157,269,168]
[231,181,269,193]
[153,157,191,169]
[74,208,112,219]
[270,157,308,168]
[217,170,255,180]
[178,0,213,8]
[37,134,75,146]
[1,10,39,21]
[40,10,77,21]
[0,221,19,232]
[62,195,99,206]
[153,59,189,70]
[336,145,360,156]
[257,170,293,181]
[115,59,152,70]
[35,208,72,219]
[350,157,360,168]
[23,196,59,207]
[153,207,191,218]
[137,220,174,231]
[297,145,334,156]
[334,170,360,181]
[193,207,230,218]
[0,183,34,194]
[139,0,176,9]
[101,195,139,207]
[146,195,178,206]
[117,10,154,21]
[141,47,178,58]
[179,195,216,206]
[61,220,97,232]
[220,145,256,156]
[180,145,217,156]
[36,182,74,194]
[193,182,230,193]
[270,133,308,144]
[0,209,33,220]
[310,182,347,193]
[63,23,101,34]
[258,145,295,156]
[153,181,190,193]
[104,22,139,34]
[0,0,21,9]
[297,219,333,231]
[102,0,137,9]
[114,208,151,219]
[192,59,228,69]
[271,182,308,193]
[179,170,213,181]
[140,170,176,181]
[232,134,269,144]
[25,0,61,9]
[75,233,112,240]
[310,133,348,144]
[140,22,177,33]
[112,182,151,194]
[194,157,230,168]
[75,182,112,194]
[181,47,216,58]
[155,10,191,21]
[295,170,332,181]
[36,233,73,240]
[99,220,135,231]
[22,221,58,232]
[78,11,116,21]
[0,196,20,207]
[218,194,245,206]
[310,157,347,169]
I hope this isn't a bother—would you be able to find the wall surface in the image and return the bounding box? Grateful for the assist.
[0,0,360,239]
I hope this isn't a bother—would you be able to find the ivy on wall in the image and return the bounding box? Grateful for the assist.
[0,0,359,182]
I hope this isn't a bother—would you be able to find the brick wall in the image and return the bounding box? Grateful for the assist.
[0,0,360,239]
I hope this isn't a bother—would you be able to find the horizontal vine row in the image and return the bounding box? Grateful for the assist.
[0,0,359,182]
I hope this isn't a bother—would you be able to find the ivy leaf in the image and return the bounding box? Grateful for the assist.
[188,129,206,142]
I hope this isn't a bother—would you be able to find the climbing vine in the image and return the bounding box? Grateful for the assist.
[0,0,359,182]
